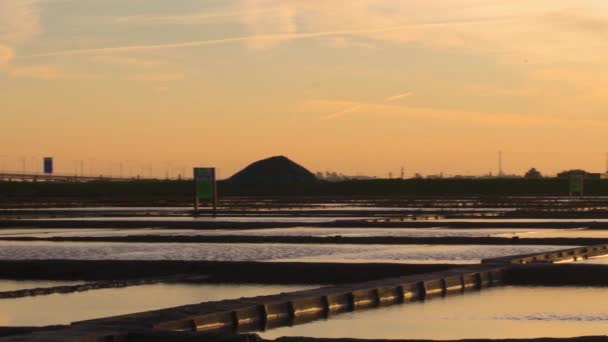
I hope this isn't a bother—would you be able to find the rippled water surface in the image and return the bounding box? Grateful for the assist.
[261,286,608,339]
[0,242,570,263]
[32,216,364,222]
[0,283,313,326]
[0,206,515,212]
[1,227,606,238]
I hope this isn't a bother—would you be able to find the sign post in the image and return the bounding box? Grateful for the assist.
[43,157,53,174]
[193,167,217,216]
[569,175,584,197]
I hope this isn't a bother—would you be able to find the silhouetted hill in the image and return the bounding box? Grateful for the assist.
[226,156,317,185]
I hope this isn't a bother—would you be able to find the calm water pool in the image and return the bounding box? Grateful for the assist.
[0,283,313,326]
[0,227,593,238]
[0,242,571,264]
[261,286,608,339]
[2,226,607,239]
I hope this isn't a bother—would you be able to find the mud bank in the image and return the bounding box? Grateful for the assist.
[507,264,608,286]
[0,276,184,299]
[0,260,458,284]
[7,219,608,229]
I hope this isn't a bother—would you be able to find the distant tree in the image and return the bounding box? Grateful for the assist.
[524,168,543,179]
[315,172,324,180]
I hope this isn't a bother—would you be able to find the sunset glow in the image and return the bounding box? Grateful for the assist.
[2,0,608,178]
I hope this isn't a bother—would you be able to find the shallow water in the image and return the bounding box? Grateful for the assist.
[0,280,85,292]
[21,217,608,225]
[576,256,608,264]
[1,206,515,212]
[261,286,608,339]
[0,283,312,326]
[31,216,364,223]
[432,218,608,223]
[2,227,606,239]
[0,227,528,238]
[0,242,571,264]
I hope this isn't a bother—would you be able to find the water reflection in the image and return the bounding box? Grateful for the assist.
[0,242,570,263]
[0,283,313,326]
[0,227,588,238]
[261,286,608,339]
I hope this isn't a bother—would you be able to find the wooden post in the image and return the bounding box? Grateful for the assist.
[193,168,199,217]
[212,168,218,217]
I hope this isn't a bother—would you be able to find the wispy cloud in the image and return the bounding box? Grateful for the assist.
[0,45,13,65]
[306,99,608,128]
[8,65,97,80]
[23,14,516,58]
[385,92,412,101]
[322,104,364,120]
[544,10,608,36]
[0,0,70,80]
[321,37,375,49]
[126,73,184,82]
[322,91,413,119]
[0,0,41,43]
[92,55,162,67]
[114,8,279,25]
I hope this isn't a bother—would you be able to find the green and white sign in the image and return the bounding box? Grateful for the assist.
[194,168,216,200]
[194,167,215,200]
[193,167,217,215]
[569,175,584,196]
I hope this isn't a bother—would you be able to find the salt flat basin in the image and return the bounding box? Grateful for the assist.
[0,227,606,239]
[0,283,313,326]
[0,207,516,212]
[0,242,571,264]
[0,280,85,292]
[0,227,540,238]
[261,286,608,340]
[25,218,608,223]
[429,218,608,223]
[29,217,366,223]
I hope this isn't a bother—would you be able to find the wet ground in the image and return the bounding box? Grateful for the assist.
[0,283,314,326]
[260,286,608,340]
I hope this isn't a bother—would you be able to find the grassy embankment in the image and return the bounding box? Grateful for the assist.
[1,178,607,207]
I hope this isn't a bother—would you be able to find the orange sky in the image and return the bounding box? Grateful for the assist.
[2,0,608,178]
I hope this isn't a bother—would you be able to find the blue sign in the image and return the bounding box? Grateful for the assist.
[43,157,53,174]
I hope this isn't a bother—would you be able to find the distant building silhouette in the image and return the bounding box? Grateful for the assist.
[557,169,601,180]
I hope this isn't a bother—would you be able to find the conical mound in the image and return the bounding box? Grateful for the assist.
[227,156,317,185]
